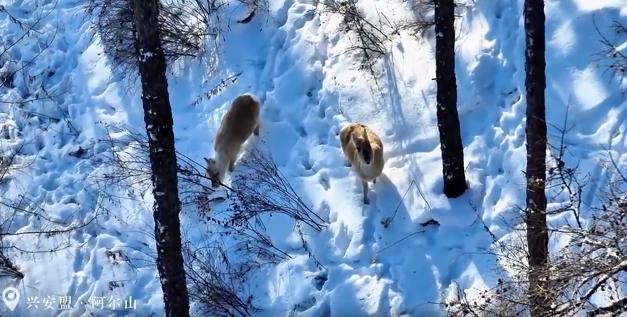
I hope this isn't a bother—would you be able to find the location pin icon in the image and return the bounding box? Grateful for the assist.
[2,287,20,311]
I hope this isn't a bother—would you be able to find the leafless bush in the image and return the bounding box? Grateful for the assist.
[0,143,99,280]
[183,200,294,316]
[230,148,327,232]
[92,127,254,315]
[0,251,22,279]
[0,1,70,110]
[322,0,473,75]
[593,18,627,93]
[323,0,433,73]
[324,0,388,70]
[91,125,221,214]
[0,148,23,280]
[88,0,223,70]
[547,154,627,317]
[89,0,270,71]
[95,127,325,315]
[184,239,254,317]
[0,2,101,281]
[446,135,627,317]
[546,107,587,228]
[541,112,626,316]
[189,72,242,107]
[443,108,626,317]
[181,147,329,315]
[443,279,528,317]
[233,0,269,24]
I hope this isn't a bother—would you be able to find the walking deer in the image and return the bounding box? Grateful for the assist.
[340,123,384,204]
[204,93,261,188]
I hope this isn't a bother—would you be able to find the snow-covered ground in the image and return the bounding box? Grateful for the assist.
[0,0,626,316]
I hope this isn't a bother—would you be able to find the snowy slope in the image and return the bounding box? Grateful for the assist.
[0,0,626,316]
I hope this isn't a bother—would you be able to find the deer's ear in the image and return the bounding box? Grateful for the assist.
[203,157,210,164]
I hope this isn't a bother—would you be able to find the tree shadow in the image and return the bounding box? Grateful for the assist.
[380,52,437,196]
[370,173,480,315]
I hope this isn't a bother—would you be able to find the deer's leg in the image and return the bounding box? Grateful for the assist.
[362,180,370,205]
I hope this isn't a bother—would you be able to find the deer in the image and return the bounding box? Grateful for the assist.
[204,93,261,188]
[339,122,384,205]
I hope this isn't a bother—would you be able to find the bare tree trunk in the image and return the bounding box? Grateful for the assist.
[131,0,190,316]
[434,0,467,198]
[524,0,550,315]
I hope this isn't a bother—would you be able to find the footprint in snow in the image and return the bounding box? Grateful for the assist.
[317,201,331,219]
[302,157,313,171]
[319,171,330,190]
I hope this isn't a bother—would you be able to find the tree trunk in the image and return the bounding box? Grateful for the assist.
[434,0,467,198]
[524,0,550,316]
[131,0,190,316]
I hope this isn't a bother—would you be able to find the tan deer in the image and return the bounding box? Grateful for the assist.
[340,123,384,204]
[204,93,261,188]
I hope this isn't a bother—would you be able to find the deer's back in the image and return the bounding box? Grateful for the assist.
[216,94,260,149]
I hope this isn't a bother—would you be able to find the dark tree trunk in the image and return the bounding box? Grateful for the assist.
[434,0,467,198]
[131,1,190,316]
[524,0,550,316]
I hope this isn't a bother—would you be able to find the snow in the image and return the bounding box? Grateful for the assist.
[0,0,626,316]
